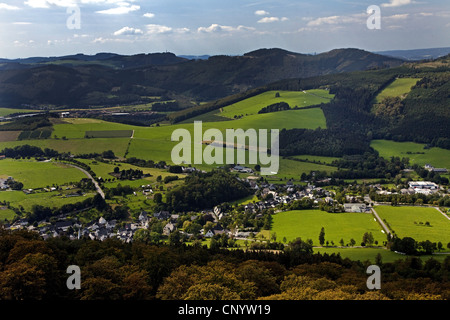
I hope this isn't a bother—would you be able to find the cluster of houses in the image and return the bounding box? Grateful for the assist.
[374,180,442,196]
[424,164,448,174]
[4,173,447,243]
[0,178,11,190]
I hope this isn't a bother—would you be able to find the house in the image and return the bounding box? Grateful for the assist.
[163,222,175,236]
[425,164,448,173]
[55,220,73,232]
[138,211,148,223]
[408,181,438,190]
[205,224,226,237]
[344,203,368,213]
[154,211,171,220]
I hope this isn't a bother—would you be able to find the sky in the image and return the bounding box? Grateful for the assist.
[0,0,449,58]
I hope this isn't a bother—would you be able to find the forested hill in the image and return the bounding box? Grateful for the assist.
[0,48,404,107]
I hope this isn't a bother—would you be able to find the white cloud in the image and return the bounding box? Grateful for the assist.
[24,0,77,8]
[257,17,279,23]
[386,13,409,20]
[146,24,173,34]
[307,15,340,27]
[0,3,20,10]
[254,10,269,16]
[198,24,233,33]
[381,0,413,8]
[306,14,364,27]
[257,16,289,23]
[197,24,254,33]
[143,12,155,18]
[114,26,143,36]
[24,0,137,8]
[13,22,33,25]
[96,4,140,14]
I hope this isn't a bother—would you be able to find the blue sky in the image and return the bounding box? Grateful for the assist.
[1,0,449,58]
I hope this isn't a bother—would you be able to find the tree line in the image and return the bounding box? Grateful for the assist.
[0,228,448,300]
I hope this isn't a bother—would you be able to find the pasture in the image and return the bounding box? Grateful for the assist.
[218,90,334,119]
[0,190,96,213]
[374,206,450,246]
[0,159,86,189]
[375,78,420,102]
[371,139,450,169]
[85,130,133,139]
[270,210,386,246]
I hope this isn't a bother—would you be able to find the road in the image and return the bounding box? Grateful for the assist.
[371,207,391,237]
[61,162,105,199]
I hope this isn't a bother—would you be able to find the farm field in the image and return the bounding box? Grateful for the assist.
[0,207,15,221]
[375,77,420,102]
[270,210,386,246]
[77,159,185,183]
[0,106,327,167]
[289,155,340,165]
[0,138,131,159]
[0,190,96,213]
[374,206,450,246]
[218,90,334,119]
[0,159,86,189]
[128,107,327,164]
[0,108,40,117]
[371,139,450,169]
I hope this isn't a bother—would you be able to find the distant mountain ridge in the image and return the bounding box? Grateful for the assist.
[0,47,404,107]
[376,47,450,61]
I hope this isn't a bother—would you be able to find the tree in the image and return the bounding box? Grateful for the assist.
[319,227,325,246]
[153,193,162,204]
[362,232,374,246]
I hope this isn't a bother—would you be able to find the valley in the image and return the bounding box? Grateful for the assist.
[0,47,449,302]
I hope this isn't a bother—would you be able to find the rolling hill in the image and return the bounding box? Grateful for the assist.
[0,48,404,107]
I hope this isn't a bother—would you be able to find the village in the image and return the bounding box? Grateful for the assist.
[3,165,447,245]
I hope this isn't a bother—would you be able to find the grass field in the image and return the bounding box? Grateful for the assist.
[129,107,327,165]
[371,139,450,169]
[0,108,40,117]
[0,190,96,213]
[0,138,131,159]
[290,155,340,165]
[0,106,326,168]
[85,130,133,138]
[0,159,86,189]
[314,247,449,263]
[270,210,386,246]
[0,207,16,221]
[374,206,450,246]
[218,90,334,119]
[375,78,420,102]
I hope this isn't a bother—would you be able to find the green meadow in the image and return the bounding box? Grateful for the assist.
[371,139,450,169]
[375,77,420,102]
[374,206,450,246]
[0,159,86,189]
[0,108,40,117]
[218,90,334,119]
[270,210,386,246]
[314,247,449,263]
[0,190,96,213]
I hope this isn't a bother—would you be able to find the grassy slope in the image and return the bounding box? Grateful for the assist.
[219,90,334,119]
[374,206,450,245]
[375,78,420,102]
[0,159,86,189]
[371,139,450,169]
[271,209,386,245]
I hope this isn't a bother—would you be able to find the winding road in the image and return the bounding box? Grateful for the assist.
[61,162,105,199]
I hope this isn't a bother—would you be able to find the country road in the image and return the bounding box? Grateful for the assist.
[61,162,105,199]
[371,207,391,237]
